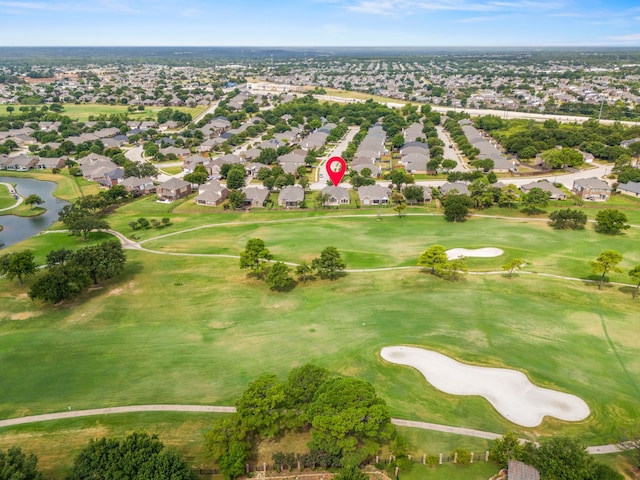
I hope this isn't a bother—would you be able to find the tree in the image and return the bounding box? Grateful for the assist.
[590,250,623,290]
[541,147,584,169]
[0,446,42,480]
[489,432,523,469]
[239,238,272,271]
[312,246,346,280]
[0,250,37,285]
[499,184,521,208]
[236,374,286,438]
[29,264,91,304]
[205,415,250,480]
[24,194,44,210]
[595,209,630,235]
[58,204,110,240]
[442,193,473,222]
[333,465,369,480]
[265,261,293,291]
[226,166,246,190]
[69,241,126,285]
[629,265,640,299]
[533,437,595,480]
[228,189,247,210]
[391,192,406,217]
[387,169,414,190]
[308,377,394,461]
[418,245,448,274]
[441,158,457,171]
[183,170,208,185]
[503,258,524,277]
[403,185,425,205]
[46,248,74,267]
[67,432,191,480]
[521,187,550,215]
[549,209,587,229]
[283,364,330,428]
[295,261,312,283]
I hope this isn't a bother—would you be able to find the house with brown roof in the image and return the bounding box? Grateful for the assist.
[572,177,612,201]
[121,176,156,195]
[241,186,270,208]
[157,177,192,202]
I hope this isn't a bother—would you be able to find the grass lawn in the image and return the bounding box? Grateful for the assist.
[0,170,98,202]
[0,183,18,210]
[0,104,208,122]
[1,202,639,478]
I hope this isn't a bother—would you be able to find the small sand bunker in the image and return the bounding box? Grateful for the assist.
[446,247,504,260]
[381,346,590,427]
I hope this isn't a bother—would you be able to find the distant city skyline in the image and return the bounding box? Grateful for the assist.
[0,0,639,47]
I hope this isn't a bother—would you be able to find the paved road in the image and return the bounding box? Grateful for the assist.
[0,404,622,454]
[313,126,360,187]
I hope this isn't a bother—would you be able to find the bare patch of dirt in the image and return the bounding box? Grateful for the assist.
[108,287,123,296]
[10,311,41,321]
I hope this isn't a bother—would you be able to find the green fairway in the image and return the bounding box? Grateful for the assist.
[0,104,207,122]
[1,203,640,479]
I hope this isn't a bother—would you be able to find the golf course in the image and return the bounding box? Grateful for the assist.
[1,190,639,477]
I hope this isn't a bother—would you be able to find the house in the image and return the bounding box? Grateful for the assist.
[157,177,192,202]
[572,177,612,201]
[241,186,270,208]
[352,163,382,177]
[195,180,229,207]
[616,181,640,198]
[404,185,431,204]
[206,154,243,176]
[358,184,390,206]
[278,185,305,208]
[507,459,540,480]
[183,154,210,173]
[121,176,156,195]
[400,152,429,174]
[440,181,470,196]
[520,180,567,200]
[95,167,124,188]
[321,186,350,206]
[3,154,39,171]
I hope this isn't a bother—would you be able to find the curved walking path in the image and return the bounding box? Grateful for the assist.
[0,404,622,454]
[0,181,23,212]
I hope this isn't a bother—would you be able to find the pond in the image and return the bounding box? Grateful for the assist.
[0,176,69,249]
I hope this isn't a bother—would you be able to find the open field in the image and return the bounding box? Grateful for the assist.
[0,104,208,122]
[1,185,640,478]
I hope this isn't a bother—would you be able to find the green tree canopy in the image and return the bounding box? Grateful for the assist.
[312,246,346,280]
[239,238,273,271]
[235,374,286,438]
[589,249,623,290]
[308,377,394,461]
[595,209,630,235]
[0,250,37,285]
[442,193,473,222]
[549,209,587,229]
[0,446,42,480]
[265,261,293,291]
[418,245,448,274]
[67,432,191,480]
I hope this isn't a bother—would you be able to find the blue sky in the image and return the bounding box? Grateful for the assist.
[0,0,639,47]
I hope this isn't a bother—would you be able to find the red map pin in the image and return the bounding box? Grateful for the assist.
[326,156,347,186]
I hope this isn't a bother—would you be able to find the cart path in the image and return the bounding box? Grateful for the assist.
[0,405,622,454]
[0,181,23,212]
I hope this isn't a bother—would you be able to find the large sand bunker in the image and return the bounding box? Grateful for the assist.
[445,247,504,260]
[381,346,590,427]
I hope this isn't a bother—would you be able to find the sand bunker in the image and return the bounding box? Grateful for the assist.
[381,346,590,427]
[446,247,504,260]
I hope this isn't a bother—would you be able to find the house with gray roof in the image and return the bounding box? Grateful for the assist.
[278,185,305,208]
[572,177,611,201]
[321,186,350,206]
[3,154,39,171]
[195,180,229,207]
[440,181,470,196]
[460,123,513,172]
[400,152,429,173]
[241,186,270,208]
[358,184,390,206]
[616,181,640,198]
[36,157,65,170]
[121,176,155,195]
